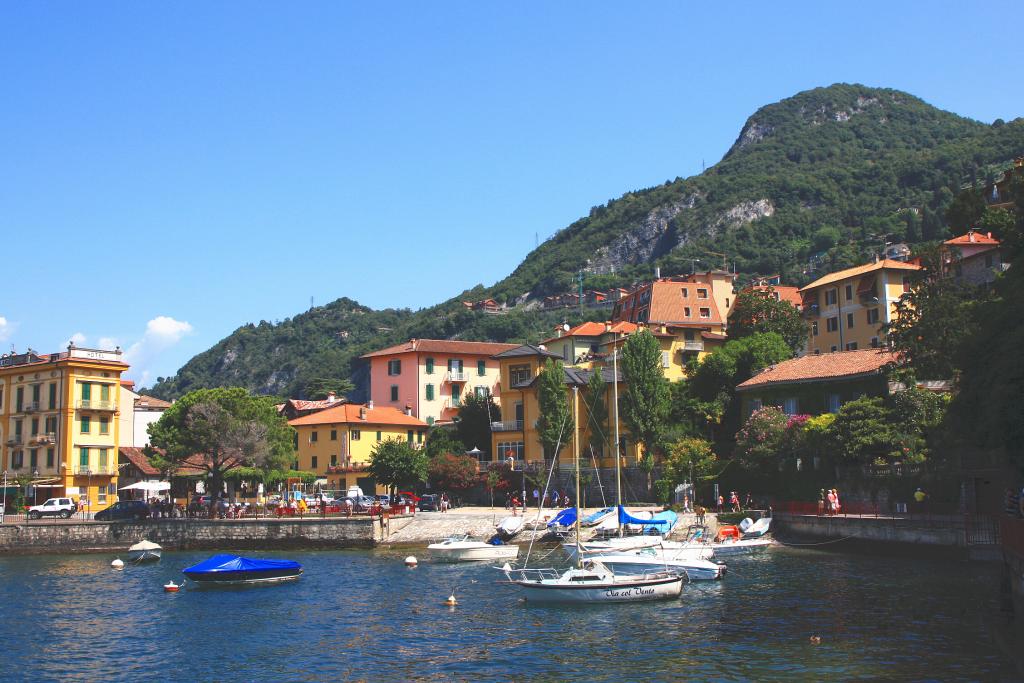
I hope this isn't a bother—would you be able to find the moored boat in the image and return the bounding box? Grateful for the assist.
[504,559,684,603]
[428,535,520,562]
[182,554,302,586]
[591,546,727,581]
[127,540,162,562]
[496,515,525,540]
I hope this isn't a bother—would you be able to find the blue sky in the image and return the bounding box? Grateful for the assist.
[1,2,1021,387]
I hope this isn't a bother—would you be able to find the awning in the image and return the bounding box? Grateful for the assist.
[119,481,170,492]
[857,275,877,296]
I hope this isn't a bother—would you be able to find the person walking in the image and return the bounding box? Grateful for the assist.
[695,505,705,525]
[913,487,927,512]
[826,489,836,515]
[717,495,724,513]
[832,488,841,515]
[532,488,540,509]
[730,491,740,513]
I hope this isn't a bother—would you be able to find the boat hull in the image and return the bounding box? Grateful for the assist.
[595,555,726,581]
[183,569,303,586]
[429,544,520,562]
[127,549,162,562]
[708,538,774,555]
[513,574,683,603]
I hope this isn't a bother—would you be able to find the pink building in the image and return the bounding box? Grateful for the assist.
[360,339,519,425]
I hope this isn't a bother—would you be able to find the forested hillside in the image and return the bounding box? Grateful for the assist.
[149,83,1024,400]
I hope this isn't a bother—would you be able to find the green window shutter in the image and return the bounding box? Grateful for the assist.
[81,416,91,433]
[100,384,110,401]
[447,359,453,372]
[426,358,434,374]
[81,383,91,400]
[477,360,486,376]
[80,448,89,468]
[426,384,434,401]
[99,448,108,468]
[100,417,109,434]
[48,383,56,409]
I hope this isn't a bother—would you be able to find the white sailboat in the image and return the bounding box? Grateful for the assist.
[127,539,162,562]
[428,535,520,562]
[503,385,683,604]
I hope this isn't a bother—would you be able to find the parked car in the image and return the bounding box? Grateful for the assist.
[375,494,391,506]
[94,500,151,522]
[27,497,77,519]
[345,495,376,512]
[418,494,439,512]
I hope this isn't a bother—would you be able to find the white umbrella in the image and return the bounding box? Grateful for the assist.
[119,481,171,492]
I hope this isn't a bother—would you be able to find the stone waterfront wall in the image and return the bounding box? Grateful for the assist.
[0,517,383,555]
[775,514,964,547]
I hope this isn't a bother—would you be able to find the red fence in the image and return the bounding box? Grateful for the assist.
[1001,516,1024,557]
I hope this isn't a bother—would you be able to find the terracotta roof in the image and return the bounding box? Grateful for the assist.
[135,395,172,410]
[540,321,640,345]
[288,403,429,427]
[945,230,1000,246]
[119,447,161,476]
[799,260,921,292]
[745,284,803,308]
[279,398,343,413]
[643,281,725,325]
[736,349,898,390]
[361,339,520,359]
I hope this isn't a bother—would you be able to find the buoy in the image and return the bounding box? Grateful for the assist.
[164,581,180,593]
[404,556,418,567]
[444,593,458,606]
[111,558,125,570]
[501,562,512,572]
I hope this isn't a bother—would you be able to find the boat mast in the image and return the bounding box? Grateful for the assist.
[573,385,582,568]
[613,333,622,537]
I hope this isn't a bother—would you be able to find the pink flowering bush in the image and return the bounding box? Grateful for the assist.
[735,406,789,470]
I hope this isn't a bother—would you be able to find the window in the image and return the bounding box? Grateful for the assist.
[684,307,691,317]
[311,455,318,470]
[31,418,38,436]
[48,383,56,409]
[330,429,337,441]
[782,398,798,415]
[845,342,858,351]
[846,313,855,329]
[99,417,109,434]
[812,321,819,336]
[330,454,337,466]
[562,345,570,361]
[46,448,55,468]
[418,430,424,444]
[29,448,38,468]
[97,487,107,505]
[475,386,489,398]
[830,345,838,352]
[477,360,486,376]
[750,398,763,413]
[697,288,708,298]
[826,317,838,332]
[390,385,399,402]
[902,277,911,293]
[12,451,23,468]
[425,384,435,401]
[351,430,361,441]
[826,394,842,413]
[376,431,382,441]
[311,431,318,443]
[451,384,461,406]
[14,419,22,436]
[81,416,91,434]
[32,384,40,402]
[661,351,670,368]
[407,430,414,443]
[825,289,838,306]
[99,448,109,469]
[870,337,880,348]
[79,448,89,468]
[425,357,434,374]
[387,359,402,376]
[867,308,879,325]
[16,386,23,411]
[684,330,695,341]
[100,384,110,402]
[45,416,57,433]
[497,441,525,461]
[699,307,711,318]
[845,284,853,301]
[510,365,531,386]
[725,297,730,309]
[81,382,91,400]
[681,287,688,298]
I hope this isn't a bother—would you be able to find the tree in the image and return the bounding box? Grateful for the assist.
[148,387,294,514]
[536,359,572,461]
[728,289,809,354]
[427,453,479,492]
[734,406,789,471]
[304,377,355,400]
[619,329,670,458]
[655,437,719,502]
[885,247,978,379]
[367,438,429,495]
[584,369,608,458]
[423,427,465,460]
[827,397,896,465]
[945,188,986,233]
[454,392,497,457]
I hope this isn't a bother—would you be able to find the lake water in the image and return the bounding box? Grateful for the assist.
[0,546,1013,681]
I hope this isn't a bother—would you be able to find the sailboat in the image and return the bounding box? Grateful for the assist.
[503,386,684,603]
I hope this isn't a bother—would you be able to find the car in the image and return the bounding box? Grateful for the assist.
[375,494,391,506]
[418,494,439,512]
[94,500,151,521]
[28,497,77,519]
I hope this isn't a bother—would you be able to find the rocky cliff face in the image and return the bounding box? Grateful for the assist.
[587,193,699,274]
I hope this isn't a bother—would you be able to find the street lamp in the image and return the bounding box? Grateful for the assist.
[2,470,7,524]
[31,469,39,507]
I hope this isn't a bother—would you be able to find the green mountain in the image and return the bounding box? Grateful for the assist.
[149,83,1024,400]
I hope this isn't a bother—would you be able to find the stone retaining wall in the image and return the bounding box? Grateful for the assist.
[775,514,964,547]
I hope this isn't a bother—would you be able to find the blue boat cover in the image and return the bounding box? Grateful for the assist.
[617,505,670,526]
[581,506,614,525]
[183,554,302,575]
[547,507,577,528]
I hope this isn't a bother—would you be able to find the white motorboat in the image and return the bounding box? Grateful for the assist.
[592,546,727,581]
[504,560,683,604]
[496,515,525,540]
[428,535,520,562]
[741,517,772,538]
[127,540,162,563]
[708,537,775,555]
[564,534,716,561]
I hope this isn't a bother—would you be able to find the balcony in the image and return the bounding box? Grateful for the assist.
[77,400,116,411]
[681,341,704,352]
[446,370,467,382]
[326,463,366,474]
[73,465,117,476]
[6,435,24,446]
[23,401,40,413]
[31,433,55,445]
[491,420,524,432]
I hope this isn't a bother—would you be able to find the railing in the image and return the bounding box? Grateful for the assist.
[77,400,116,411]
[326,464,365,474]
[773,499,959,525]
[31,433,55,445]
[73,466,117,475]
[446,370,467,382]
[682,341,704,352]
[861,463,925,478]
[24,402,40,413]
[491,420,524,432]
[6,435,24,446]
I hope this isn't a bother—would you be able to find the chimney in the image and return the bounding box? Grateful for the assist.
[556,325,563,338]
[654,266,661,279]
[605,322,612,332]
[987,232,992,239]
[359,406,367,421]
[969,231,976,243]
[405,405,413,417]
[366,399,374,410]
[326,391,337,404]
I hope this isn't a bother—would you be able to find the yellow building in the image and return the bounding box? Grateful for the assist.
[0,345,128,511]
[799,258,922,355]
[489,345,643,470]
[288,402,428,493]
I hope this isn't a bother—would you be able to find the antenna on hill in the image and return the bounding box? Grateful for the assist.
[310,296,314,310]
[535,232,539,249]
[702,159,705,172]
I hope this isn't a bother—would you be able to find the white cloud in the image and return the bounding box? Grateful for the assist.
[70,332,87,346]
[124,316,194,387]
[98,336,118,349]
[0,317,12,342]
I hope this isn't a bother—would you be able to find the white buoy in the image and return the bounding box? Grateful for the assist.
[404,555,418,567]
[444,593,458,606]
[111,558,125,570]
[501,562,512,572]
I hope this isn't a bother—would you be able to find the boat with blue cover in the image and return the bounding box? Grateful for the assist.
[182,554,303,586]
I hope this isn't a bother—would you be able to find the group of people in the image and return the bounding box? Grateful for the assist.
[715,491,753,513]
[505,489,572,515]
[820,488,842,515]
